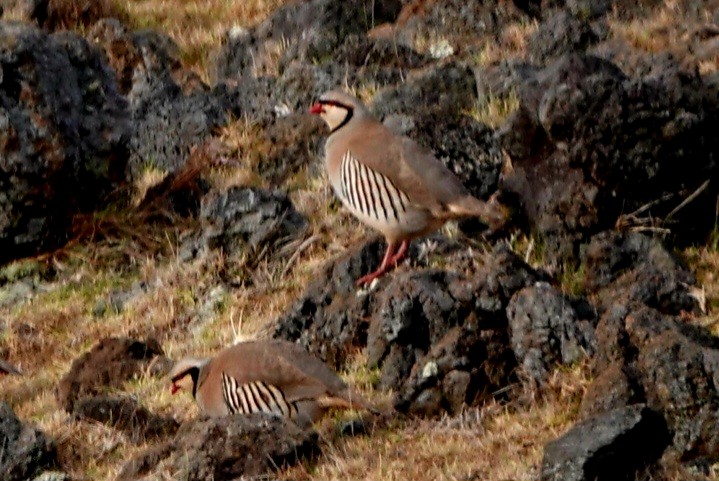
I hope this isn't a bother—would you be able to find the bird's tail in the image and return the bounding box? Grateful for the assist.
[318,390,380,415]
[447,192,510,231]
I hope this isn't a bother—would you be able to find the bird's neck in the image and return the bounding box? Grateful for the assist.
[329,108,354,134]
[193,361,211,398]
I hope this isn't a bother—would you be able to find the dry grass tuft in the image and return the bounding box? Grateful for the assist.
[468,90,520,128]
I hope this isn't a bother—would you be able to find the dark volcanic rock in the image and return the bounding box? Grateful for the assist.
[274,237,386,368]
[126,68,237,180]
[541,404,670,481]
[0,402,56,481]
[212,0,402,80]
[73,395,179,443]
[499,53,719,262]
[371,62,477,119]
[579,362,643,419]
[506,282,597,383]
[371,248,548,403]
[88,18,182,95]
[276,241,547,415]
[367,269,471,389]
[56,337,164,412]
[475,59,538,101]
[587,306,719,462]
[0,22,129,262]
[528,11,600,64]
[629,310,719,462]
[117,414,318,481]
[394,319,516,417]
[181,186,308,260]
[581,231,700,315]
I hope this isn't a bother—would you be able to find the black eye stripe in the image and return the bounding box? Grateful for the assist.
[171,367,197,383]
[319,99,353,110]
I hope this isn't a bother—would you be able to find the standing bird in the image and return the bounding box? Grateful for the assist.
[309,90,508,286]
[168,340,374,427]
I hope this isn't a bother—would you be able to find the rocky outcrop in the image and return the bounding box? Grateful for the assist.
[370,63,477,119]
[499,53,719,262]
[507,282,597,383]
[126,68,238,180]
[73,395,179,443]
[212,0,402,79]
[0,22,128,262]
[0,402,56,481]
[580,231,701,315]
[56,337,165,412]
[180,186,308,261]
[275,241,549,415]
[541,404,670,481]
[536,229,708,465]
[586,307,719,463]
[528,11,600,64]
[373,0,524,56]
[117,414,318,481]
[88,18,182,95]
[274,237,386,368]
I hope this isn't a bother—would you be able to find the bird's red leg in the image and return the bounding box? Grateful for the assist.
[355,242,397,286]
[388,240,408,266]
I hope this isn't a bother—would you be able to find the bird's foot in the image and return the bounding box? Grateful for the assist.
[355,240,409,287]
[355,269,386,287]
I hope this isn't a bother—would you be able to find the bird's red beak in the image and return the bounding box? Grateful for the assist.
[171,383,179,395]
[309,102,324,114]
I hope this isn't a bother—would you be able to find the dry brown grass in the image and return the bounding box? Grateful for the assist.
[469,90,520,128]
[680,240,719,336]
[113,0,290,78]
[608,0,719,74]
[280,362,591,481]
[475,19,538,67]
[3,1,719,480]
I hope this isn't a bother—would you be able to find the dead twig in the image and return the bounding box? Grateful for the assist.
[663,179,710,222]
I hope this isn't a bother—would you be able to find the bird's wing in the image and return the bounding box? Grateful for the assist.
[343,121,470,216]
[273,340,348,393]
[216,343,331,404]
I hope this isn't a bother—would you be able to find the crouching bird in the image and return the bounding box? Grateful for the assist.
[167,340,375,427]
[309,89,509,286]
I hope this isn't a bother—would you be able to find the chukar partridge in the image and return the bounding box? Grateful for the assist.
[0,359,21,376]
[168,340,374,427]
[309,90,509,285]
